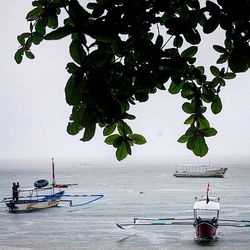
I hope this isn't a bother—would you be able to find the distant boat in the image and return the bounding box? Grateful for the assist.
[173,164,227,178]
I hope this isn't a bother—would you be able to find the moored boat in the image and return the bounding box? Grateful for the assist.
[116,184,250,240]
[193,196,220,239]
[1,158,104,213]
[3,184,64,213]
[173,164,227,177]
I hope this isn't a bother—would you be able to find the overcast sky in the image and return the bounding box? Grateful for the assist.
[0,1,250,163]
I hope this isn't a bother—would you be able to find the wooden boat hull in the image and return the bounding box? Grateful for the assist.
[194,220,218,239]
[5,191,64,213]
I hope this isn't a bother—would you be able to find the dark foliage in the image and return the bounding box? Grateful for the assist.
[15,0,250,160]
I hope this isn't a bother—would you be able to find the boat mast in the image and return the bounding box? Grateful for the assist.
[52,158,56,189]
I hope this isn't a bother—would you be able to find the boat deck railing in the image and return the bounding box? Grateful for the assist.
[175,164,216,173]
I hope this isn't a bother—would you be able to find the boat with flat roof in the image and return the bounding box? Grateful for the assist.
[173,164,227,178]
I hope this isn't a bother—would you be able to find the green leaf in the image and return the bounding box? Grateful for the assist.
[168,81,183,94]
[210,66,220,77]
[81,108,96,128]
[35,19,47,35]
[197,114,210,129]
[104,134,119,145]
[67,122,82,135]
[87,2,97,9]
[70,40,86,64]
[119,100,129,113]
[125,141,132,155]
[173,35,183,48]
[211,96,222,114]
[155,35,164,48]
[203,16,219,34]
[31,33,43,45]
[24,37,32,50]
[181,84,196,99]
[210,77,220,88]
[116,142,128,161]
[197,66,205,75]
[202,128,217,137]
[66,62,79,74]
[71,104,84,124]
[26,7,43,20]
[183,29,201,45]
[223,72,236,79]
[178,134,188,143]
[118,121,132,136]
[14,48,24,64]
[216,53,229,64]
[129,134,147,145]
[181,46,198,58]
[185,125,197,137]
[113,136,123,148]
[64,17,74,27]
[193,136,208,157]
[81,124,96,141]
[25,51,35,59]
[48,15,59,29]
[103,123,117,136]
[213,45,227,53]
[182,102,195,114]
[44,26,73,40]
[228,46,249,73]
[125,113,136,120]
[187,135,196,150]
[65,76,81,105]
[17,34,26,45]
[184,114,195,125]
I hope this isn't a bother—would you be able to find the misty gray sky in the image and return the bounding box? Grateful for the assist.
[0,1,250,163]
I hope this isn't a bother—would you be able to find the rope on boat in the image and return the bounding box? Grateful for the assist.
[61,194,104,207]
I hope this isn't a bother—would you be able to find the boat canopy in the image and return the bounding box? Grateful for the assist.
[193,196,220,211]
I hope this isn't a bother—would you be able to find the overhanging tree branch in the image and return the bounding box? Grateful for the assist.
[15,0,250,160]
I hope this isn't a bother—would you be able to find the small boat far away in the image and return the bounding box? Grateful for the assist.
[173,164,227,178]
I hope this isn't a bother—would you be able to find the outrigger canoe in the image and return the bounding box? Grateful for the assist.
[1,158,104,213]
[3,187,64,213]
[117,183,250,240]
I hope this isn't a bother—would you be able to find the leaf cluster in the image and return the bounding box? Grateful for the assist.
[15,0,250,160]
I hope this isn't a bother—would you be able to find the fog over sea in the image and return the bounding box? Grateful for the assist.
[0,157,250,250]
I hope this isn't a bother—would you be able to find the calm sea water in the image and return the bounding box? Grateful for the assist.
[0,158,250,250]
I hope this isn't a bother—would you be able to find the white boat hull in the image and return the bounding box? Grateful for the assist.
[174,168,227,177]
[4,191,64,213]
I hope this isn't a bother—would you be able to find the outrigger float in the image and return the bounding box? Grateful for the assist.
[1,159,104,213]
[117,184,250,240]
